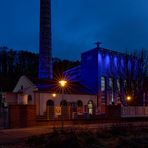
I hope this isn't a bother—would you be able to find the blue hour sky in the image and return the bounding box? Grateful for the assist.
[0,0,148,60]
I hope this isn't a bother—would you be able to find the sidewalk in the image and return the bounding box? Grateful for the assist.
[0,126,54,144]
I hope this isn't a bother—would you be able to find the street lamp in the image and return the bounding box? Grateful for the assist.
[126,95,131,106]
[59,80,67,87]
[59,80,67,129]
[52,93,56,97]
[126,96,131,101]
[52,93,56,129]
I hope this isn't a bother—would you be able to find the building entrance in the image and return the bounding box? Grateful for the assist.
[88,100,93,115]
[46,100,54,119]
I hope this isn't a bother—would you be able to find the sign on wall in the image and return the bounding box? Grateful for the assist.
[55,106,61,115]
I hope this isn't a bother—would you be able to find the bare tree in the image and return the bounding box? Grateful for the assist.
[123,49,148,105]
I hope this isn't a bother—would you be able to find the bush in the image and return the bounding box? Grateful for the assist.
[26,127,148,148]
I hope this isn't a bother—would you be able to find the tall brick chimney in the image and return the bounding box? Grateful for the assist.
[39,0,52,79]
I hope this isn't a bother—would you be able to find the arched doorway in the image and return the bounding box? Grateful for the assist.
[87,100,94,115]
[60,100,67,106]
[46,100,54,120]
[27,95,32,104]
[77,100,83,107]
[60,100,69,119]
[47,100,54,106]
[77,100,83,115]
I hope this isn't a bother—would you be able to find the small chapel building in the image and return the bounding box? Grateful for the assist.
[11,75,97,120]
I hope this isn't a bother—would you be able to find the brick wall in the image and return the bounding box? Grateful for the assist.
[9,105,36,128]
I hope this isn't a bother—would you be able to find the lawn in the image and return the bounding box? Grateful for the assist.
[26,125,148,148]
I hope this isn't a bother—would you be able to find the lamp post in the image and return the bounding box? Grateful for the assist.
[59,80,67,129]
[52,93,56,129]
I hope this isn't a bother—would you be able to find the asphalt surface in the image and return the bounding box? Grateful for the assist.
[0,126,54,145]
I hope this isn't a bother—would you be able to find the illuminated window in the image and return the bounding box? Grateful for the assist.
[88,100,93,115]
[109,78,113,90]
[101,76,105,91]
[101,76,106,104]
[117,79,121,101]
[117,79,120,92]
[109,78,114,104]
[124,80,127,88]
[101,92,106,104]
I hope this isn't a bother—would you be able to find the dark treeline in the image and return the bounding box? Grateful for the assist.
[0,47,39,77]
[0,47,39,91]
[0,47,80,91]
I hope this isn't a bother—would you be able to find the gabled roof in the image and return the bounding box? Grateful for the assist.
[18,76,96,95]
[35,80,95,95]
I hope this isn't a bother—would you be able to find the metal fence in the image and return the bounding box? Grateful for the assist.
[121,106,148,117]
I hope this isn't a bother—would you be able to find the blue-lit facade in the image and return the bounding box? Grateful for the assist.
[65,46,140,108]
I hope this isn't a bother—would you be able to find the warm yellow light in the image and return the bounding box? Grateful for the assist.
[52,93,56,97]
[59,80,67,87]
[127,96,131,101]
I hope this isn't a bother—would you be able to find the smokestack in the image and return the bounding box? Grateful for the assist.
[39,0,53,79]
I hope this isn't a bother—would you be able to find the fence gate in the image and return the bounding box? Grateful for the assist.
[0,105,8,129]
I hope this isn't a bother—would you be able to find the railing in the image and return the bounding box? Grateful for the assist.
[121,106,148,117]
